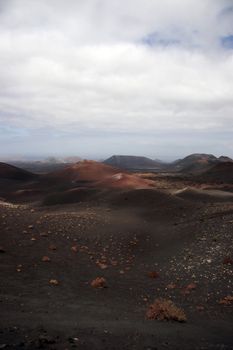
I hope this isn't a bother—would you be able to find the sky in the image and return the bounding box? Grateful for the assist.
[0,0,233,161]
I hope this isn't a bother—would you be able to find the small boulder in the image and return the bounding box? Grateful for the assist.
[91,277,107,288]
[42,256,51,262]
[49,279,59,286]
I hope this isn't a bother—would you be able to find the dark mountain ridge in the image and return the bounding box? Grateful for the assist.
[104,155,163,170]
[199,162,233,184]
[0,162,36,181]
[169,153,233,173]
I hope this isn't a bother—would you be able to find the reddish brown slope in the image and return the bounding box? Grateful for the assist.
[46,160,154,189]
[47,160,118,182]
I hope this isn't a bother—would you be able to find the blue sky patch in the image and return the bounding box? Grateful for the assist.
[141,32,180,47]
[221,35,233,49]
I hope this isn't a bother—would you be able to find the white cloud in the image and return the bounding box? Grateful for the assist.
[0,0,233,157]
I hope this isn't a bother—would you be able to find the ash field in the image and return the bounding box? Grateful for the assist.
[0,155,233,349]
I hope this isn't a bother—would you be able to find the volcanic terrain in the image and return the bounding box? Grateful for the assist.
[0,159,233,349]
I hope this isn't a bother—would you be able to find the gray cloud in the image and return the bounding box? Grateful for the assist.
[0,0,233,159]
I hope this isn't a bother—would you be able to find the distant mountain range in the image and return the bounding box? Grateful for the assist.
[103,155,164,170]
[1,153,233,175]
[104,153,233,173]
[10,156,82,174]
[1,156,233,190]
[168,154,214,173]
[170,154,233,173]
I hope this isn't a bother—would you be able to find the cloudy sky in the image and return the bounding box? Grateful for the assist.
[0,0,233,161]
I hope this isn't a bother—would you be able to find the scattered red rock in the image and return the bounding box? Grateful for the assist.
[219,296,233,305]
[49,279,59,286]
[71,245,78,253]
[146,298,186,322]
[49,244,57,251]
[147,271,159,279]
[186,283,197,291]
[96,261,108,270]
[222,257,233,265]
[90,277,107,288]
[42,256,51,262]
[181,282,197,295]
[167,283,177,290]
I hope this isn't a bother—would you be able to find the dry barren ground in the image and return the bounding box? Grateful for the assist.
[0,191,233,349]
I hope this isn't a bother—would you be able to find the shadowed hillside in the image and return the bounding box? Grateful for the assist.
[0,162,36,181]
[170,153,217,173]
[199,162,233,184]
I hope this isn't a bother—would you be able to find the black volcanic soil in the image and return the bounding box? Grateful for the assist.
[0,163,36,181]
[200,162,233,184]
[0,162,233,349]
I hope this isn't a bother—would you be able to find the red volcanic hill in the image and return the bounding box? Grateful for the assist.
[46,160,154,189]
[47,160,118,182]
[0,162,35,181]
[200,162,233,184]
[96,172,155,189]
[171,153,217,173]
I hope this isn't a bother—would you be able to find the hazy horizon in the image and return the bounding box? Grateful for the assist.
[0,0,233,158]
[0,150,232,164]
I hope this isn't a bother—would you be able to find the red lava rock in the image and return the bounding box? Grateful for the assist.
[186,283,197,291]
[181,282,197,295]
[71,245,78,253]
[147,271,159,279]
[167,283,177,290]
[90,277,107,288]
[146,298,186,322]
[42,256,51,262]
[49,279,59,286]
[96,261,108,270]
[49,244,57,251]
[219,295,233,305]
[223,257,233,265]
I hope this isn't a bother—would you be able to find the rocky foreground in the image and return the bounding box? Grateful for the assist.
[0,160,233,349]
[0,192,233,349]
